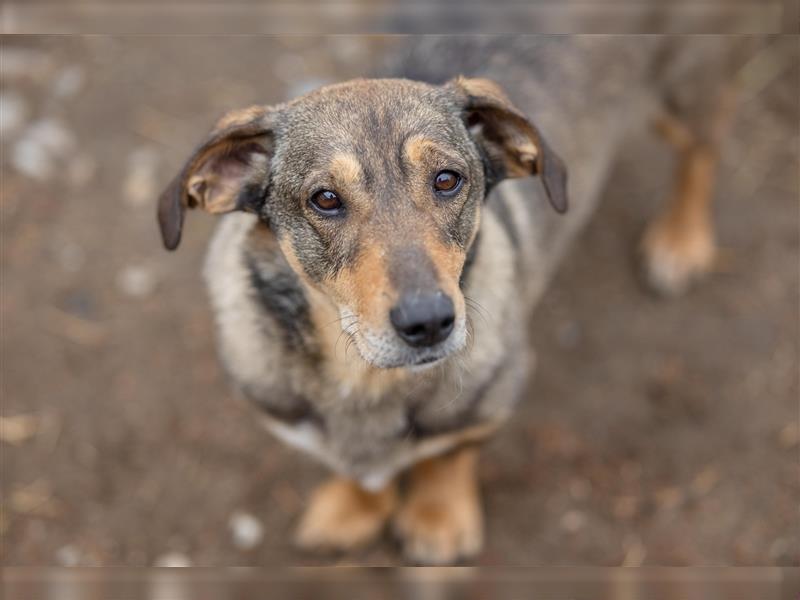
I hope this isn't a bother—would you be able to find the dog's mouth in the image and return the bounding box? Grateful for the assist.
[407,354,448,372]
[412,354,446,367]
[339,311,465,370]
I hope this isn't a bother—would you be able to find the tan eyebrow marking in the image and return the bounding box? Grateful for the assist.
[403,135,465,168]
[329,153,364,189]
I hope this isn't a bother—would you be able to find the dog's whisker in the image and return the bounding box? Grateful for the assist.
[342,324,360,360]
[464,296,492,326]
[324,314,359,330]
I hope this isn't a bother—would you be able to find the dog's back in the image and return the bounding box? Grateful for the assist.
[383,38,654,300]
[383,36,759,300]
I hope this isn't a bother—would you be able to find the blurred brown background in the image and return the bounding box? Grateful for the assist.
[1,35,798,566]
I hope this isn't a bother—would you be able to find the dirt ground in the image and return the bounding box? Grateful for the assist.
[1,36,798,567]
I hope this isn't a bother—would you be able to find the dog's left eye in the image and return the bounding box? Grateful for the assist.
[309,189,344,215]
[433,170,463,196]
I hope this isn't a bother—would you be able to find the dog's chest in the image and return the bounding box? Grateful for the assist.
[257,362,495,489]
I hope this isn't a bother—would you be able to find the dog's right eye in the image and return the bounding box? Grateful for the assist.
[309,189,344,215]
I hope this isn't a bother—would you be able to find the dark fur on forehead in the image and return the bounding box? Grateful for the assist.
[278,80,472,162]
[262,78,486,282]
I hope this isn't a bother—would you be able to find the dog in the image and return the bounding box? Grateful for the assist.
[157,37,753,564]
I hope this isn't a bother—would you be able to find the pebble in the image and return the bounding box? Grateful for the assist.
[654,486,684,511]
[691,466,720,496]
[154,552,192,567]
[123,147,160,208]
[13,136,54,181]
[560,509,586,533]
[0,414,39,445]
[116,265,158,298]
[621,535,647,567]
[229,511,264,550]
[0,91,28,137]
[55,545,81,566]
[52,65,86,99]
[778,422,799,449]
[24,118,75,155]
[12,118,76,181]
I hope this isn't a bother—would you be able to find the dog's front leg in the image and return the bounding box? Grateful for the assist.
[294,477,397,554]
[393,445,483,565]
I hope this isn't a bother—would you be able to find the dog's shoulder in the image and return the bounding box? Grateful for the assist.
[203,214,322,407]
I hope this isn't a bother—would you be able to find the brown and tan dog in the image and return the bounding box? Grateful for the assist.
[158,37,750,564]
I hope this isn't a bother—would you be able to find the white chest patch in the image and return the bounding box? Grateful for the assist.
[260,418,331,466]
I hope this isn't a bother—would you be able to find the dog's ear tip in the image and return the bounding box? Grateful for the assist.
[157,213,183,251]
[542,176,569,214]
[161,231,182,251]
[157,179,186,251]
[547,192,569,214]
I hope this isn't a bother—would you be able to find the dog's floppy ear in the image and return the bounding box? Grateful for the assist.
[449,76,568,213]
[157,106,276,250]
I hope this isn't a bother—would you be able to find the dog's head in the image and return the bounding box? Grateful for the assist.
[159,77,567,369]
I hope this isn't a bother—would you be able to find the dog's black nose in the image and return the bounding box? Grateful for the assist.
[390,292,455,348]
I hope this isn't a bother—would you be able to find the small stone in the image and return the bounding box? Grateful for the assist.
[691,466,720,496]
[116,265,157,298]
[52,65,86,98]
[768,537,793,564]
[229,511,264,550]
[0,414,39,445]
[154,552,192,567]
[123,147,160,208]
[12,136,54,181]
[778,422,799,449]
[25,118,76,156]
[55,545,81,566]
[560,509,586,533]
[10,480,61,517]
[621,535,647,567]
[654,486,684,511]
[12,118,76,181]
[0,91,28,137]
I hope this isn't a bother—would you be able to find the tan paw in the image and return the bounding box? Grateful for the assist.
[640,218,716,296]
[294,478,396,553]
[393,493,484,565]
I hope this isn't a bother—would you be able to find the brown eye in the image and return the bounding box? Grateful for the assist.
[433,170,462,195]
[309,189,343,215]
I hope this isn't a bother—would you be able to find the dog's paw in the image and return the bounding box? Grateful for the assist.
[640,218,716,297]
[294,478,396,553]
[393,492,483,565]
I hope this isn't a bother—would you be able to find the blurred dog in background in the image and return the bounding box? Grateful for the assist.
[158,37,761,564]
